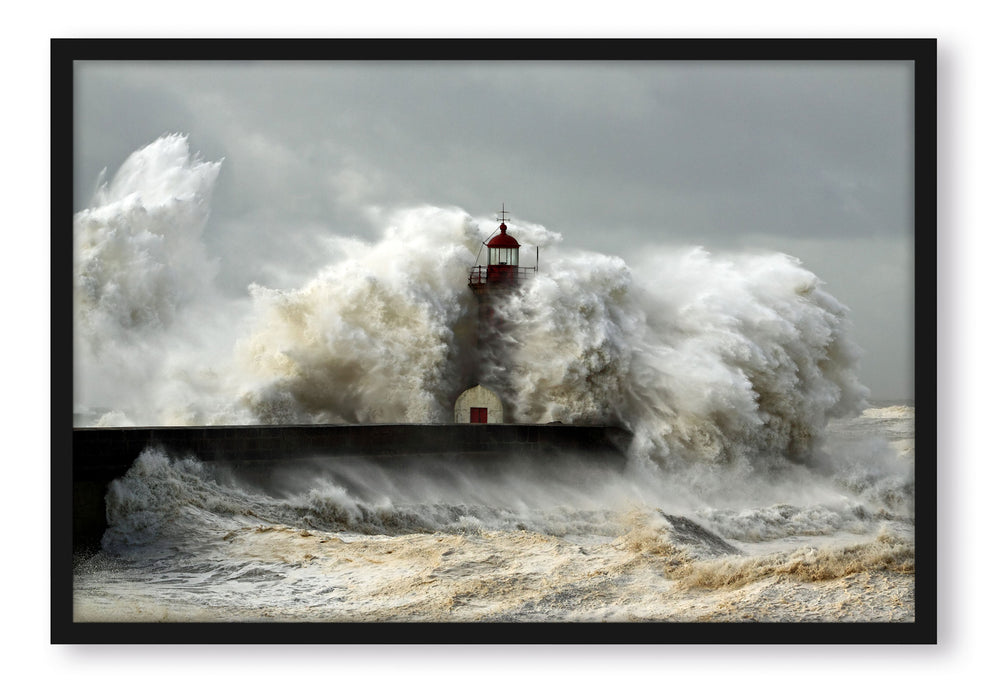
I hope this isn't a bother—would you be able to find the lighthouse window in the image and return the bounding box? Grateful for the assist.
[489,247,518,266]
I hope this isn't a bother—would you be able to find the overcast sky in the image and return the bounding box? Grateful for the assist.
[73,58,915,400]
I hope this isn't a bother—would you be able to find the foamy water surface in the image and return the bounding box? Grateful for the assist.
[73,403,914,622]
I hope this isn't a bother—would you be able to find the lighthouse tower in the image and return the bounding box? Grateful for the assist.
[456,206,537,424]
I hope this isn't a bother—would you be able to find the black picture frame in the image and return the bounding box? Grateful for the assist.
[51,37,936,644]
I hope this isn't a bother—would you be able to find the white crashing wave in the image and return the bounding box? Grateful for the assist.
[75,133,221,336]
[483,246,867,469]
[73,134,230,424]
[234,206,479,424]
[75,134,868,471]
[233,223,867,468]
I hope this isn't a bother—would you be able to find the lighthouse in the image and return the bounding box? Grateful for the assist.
[455,206,537,424]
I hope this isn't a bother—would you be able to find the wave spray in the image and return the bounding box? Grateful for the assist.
[74,135,867,469]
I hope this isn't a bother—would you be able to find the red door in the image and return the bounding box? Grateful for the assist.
[470,407,488,424]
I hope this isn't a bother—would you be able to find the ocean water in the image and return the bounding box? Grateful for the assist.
[71,135,914,623]
[71,404,914,623]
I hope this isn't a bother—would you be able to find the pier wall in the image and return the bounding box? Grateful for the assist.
[71,423,631,551]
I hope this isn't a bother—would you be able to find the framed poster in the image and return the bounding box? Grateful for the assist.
[52,38,934,643]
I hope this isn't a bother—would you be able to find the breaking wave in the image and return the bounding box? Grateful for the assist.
[75,134,868,475]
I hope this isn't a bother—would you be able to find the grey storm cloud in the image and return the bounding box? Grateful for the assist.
[73,59,914,399]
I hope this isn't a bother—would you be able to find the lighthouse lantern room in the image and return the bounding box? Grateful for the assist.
[468,206,536,292]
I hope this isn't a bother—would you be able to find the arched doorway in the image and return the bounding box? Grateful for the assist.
[453,385,504,424]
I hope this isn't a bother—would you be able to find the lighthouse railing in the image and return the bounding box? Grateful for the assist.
[468,265,537,287]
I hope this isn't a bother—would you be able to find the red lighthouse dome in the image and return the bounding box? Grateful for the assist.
[486,222,520,250]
